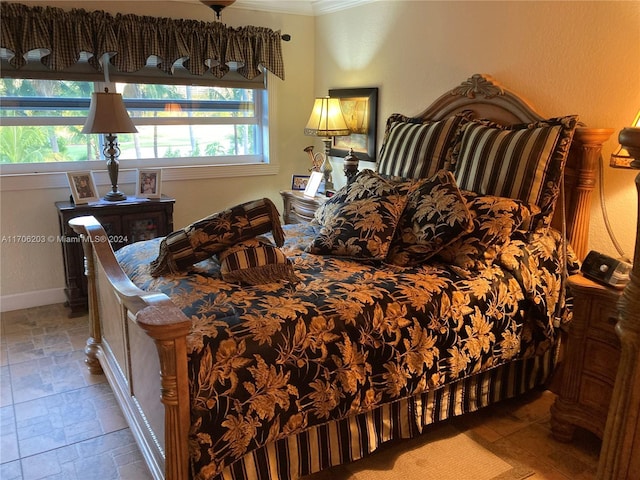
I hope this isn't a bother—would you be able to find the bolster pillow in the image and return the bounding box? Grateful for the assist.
[149,197,284,276]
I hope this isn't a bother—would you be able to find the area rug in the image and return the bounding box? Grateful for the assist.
[339,423,533,480]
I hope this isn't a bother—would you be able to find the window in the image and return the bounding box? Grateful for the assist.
[0,78,268,170]
[1,3,285,180]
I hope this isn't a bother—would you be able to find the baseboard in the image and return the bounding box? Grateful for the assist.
[0,288,66,313]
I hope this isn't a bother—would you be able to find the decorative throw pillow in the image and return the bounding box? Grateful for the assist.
[452,115,578,232]
[386,170,474,266]
[306,169,407,260]
[436,191,541,271]
[149,197,284,276]
[376,111,473,180]
[314,169,407,226]
[218,236,299,285]
[313,183,349,226]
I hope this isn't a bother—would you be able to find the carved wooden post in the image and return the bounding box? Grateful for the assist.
[69,217,103,375]
[567,128,614,260]
[597,172,640,480]
[137,305,191,480]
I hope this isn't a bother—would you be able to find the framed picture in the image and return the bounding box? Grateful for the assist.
[67,171,99,204]
[304,171,323,198]
[291,174,310,191]
[329,87,378,162]
[136,169,162,199]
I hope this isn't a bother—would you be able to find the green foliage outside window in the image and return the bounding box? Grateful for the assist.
[0,78,261,164]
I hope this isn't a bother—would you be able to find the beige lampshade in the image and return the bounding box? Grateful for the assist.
[304,97,350,137]
[82,88,138,135]
[611,109,640,168]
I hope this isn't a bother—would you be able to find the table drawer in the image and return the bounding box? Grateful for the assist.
[583,337,620,382]
[579,373,614,415]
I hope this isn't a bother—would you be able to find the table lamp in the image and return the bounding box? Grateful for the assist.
[304,97,350,191]
[82,88,138,202]
[610,110,640,168]
[598,108,640,480]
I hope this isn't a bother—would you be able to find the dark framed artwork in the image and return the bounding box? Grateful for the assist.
[329,87,378,162]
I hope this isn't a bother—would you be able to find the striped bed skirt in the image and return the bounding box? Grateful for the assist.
[216,348,556,480]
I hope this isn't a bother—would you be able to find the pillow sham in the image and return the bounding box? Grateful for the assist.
[218,236,299,285]
[435,191,540,271]
[150,197,284,276]
[376,111,473,180]
[386,170,473,266]
[306,169,407,260]
[452,115,578,232]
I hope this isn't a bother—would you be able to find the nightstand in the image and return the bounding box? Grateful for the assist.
[55,195,175,316]
[280,190,327,224]
[550,273,622,441]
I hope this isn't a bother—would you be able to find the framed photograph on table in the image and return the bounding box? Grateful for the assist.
[67,171,99,204]
[291,174,310,191]
[136,169,162,199]
[329,87,378,162]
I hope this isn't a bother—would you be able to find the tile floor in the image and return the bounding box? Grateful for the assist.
[0,304,601,480]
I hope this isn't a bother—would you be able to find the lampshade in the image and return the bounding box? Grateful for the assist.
[82,88,138,135]
[304,97,351,137]
[610,109,640,169]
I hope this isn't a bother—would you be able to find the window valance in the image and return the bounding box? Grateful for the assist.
[0,2,285,82]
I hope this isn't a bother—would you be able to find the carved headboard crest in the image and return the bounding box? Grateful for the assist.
[418,73,545,125]
[450,73,505,99]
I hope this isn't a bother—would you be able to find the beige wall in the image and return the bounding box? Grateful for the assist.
[1,0,639,310]
[315,0,640,260]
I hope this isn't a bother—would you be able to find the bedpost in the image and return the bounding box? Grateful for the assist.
[564,128,614,260]
[137,305,192,480]
[69,217,103,375]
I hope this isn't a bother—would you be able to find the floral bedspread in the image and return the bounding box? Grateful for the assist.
[116,223,575,479]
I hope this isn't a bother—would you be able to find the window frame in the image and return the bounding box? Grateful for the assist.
[0,77,279,190]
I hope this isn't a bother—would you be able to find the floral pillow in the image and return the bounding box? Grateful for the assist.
[386,170,473,266]
[435,191,541,271]
[306,169,407,260]
[218,236,299,285]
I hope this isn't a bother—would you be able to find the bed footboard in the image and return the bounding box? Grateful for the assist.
[69,216,191,480]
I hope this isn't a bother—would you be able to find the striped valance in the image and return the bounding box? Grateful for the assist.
[0,2,285,82]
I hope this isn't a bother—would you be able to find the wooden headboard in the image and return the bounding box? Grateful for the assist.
[415,74,613,260]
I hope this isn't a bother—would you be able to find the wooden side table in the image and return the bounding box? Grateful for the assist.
[55,195,175,316]
[550,274,622,441]
[280,190,327,224]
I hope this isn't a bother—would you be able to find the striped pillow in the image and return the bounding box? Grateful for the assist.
[376,111,472,180]
[219,237,299,285]
[453,115,578,231]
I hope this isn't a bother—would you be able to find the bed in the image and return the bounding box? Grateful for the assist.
[69,74,611,480]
